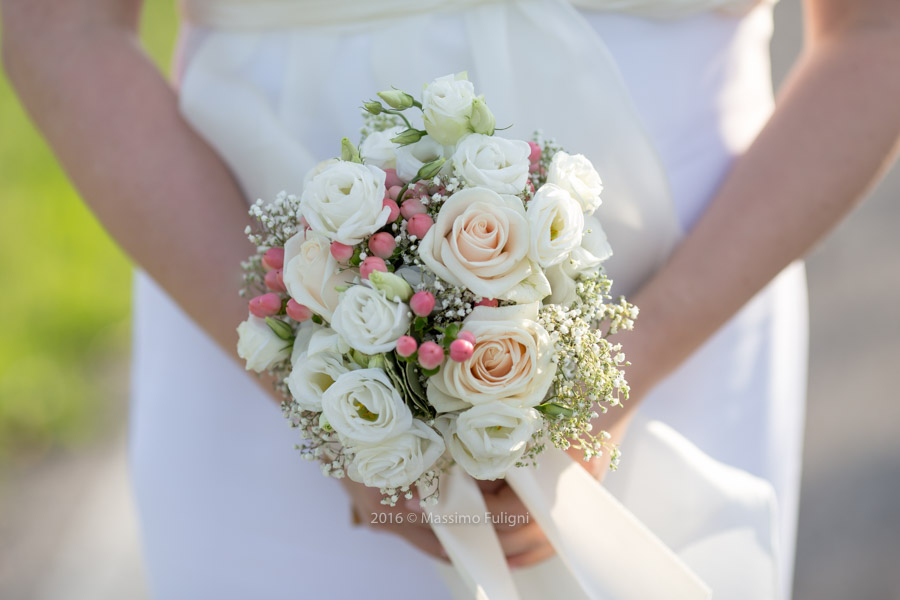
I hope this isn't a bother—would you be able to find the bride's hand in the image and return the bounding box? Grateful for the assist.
[338,477,448,561]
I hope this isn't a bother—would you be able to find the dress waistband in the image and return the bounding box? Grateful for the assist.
[180,0,768,30]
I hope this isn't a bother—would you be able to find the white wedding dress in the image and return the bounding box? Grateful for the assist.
[130,0,807,598]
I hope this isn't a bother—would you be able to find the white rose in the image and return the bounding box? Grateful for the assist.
[322,369,413,445]
[360,126,405,170]
[418,187,550,303]
[422,73,476,146]
[427,303,555,412]
[348,420,445,489]
[451,134,531,195]
[236,315,292,373]
[394,135,451,183]
[287,328,355,411]
[547,151,604,213]
[545,214,613,306]
[330,283,412,355]
[300,160,390,245]
[282,228,357,321]
[437,403,539,480]
[526,184,585,268]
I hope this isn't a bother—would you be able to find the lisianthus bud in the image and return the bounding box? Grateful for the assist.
[368,232,396,259]
[396,335,418,357]
[457,330,476,345]
[416,157,446,181]
[340,137,362,163]
[410,291,435,317]
[475,298,498,308]
[406,213,434,239]
[400,198,427,219]
[249,293,282,318]
[286,299,313,322]
[418,341,444,370]
[449,338,474,362]
[330,241,354,263]
[391,129,425,145]
[262,247,285,270]
[383,198,400,222]
[368,270,413,302]
[360,256,388,280]
[265,269,286,293]
[383,168,403,189]
[469,96,495,136]
[363,101,383,115]
[377,89,415,110]
[265,316,295,341]
[528,141,542,164]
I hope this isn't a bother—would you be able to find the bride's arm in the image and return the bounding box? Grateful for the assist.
[1,0,446,560]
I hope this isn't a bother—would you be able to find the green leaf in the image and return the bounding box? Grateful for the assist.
[535,402,575,419]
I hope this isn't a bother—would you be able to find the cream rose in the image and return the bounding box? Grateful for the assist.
[287,329,355,411]
[437,403,539,480]
[360,126,405,170]
[394,135,451,183]
[421,73,476,146]
[300,160,390,245]
[321,369,413,445]
[427,303,554,412]
[282,228,357,322]
[547,151,604,213]
[545,214,613,306]
[417,187,550,303]
[330,283,412,355]
[451,134,531,195]
[236,315,292,373]
[526,183,585,268]
[348,420,446,489]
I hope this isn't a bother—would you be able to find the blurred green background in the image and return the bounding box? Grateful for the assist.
[0,3,177,462]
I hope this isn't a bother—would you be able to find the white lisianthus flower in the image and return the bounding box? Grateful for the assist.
[545,214,613,306]
[348,420,445,489]
[526,183,585,268]
[451,134,531,194]
[330,283,412,355]
[282,228,357,322]
[394,135,451,183]
[360,125,405,170]
[427,303,555,412]
[421,73,476,146]
[436,403,539,480]
[418,187,550,303]
[236,315,292,373]
[287,329,355,411]
[321,369,413,445]
[547,151,604,213]
[300,160,390,245]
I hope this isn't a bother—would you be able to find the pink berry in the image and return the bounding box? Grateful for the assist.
[406,213,434,239]
[265,269,286,293]
[475,298,498,308]
[449,339,474,363]
[383,168,403,189]
[409,291,436,317]
[262,247,284,271]
[400,198,427,219]
[387,186,403,201]
[368,232,396,259]
[249,293,282,318]
[396,336,418,358]
[418,341,444,370]
[457,330,476,345]
[330,241,354,263]
[360,256,387,280]
[383,198,401,222]
[526,180,535,195]
[286,299,313,322]
[528,141,542,164]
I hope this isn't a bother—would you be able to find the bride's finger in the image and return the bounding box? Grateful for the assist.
[481,485,531,527]
[391,525,448,562]
[494,521,549,557]
[506,541,557,569]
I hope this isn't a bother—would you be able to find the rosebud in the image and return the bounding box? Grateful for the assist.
[368,270,413,302]
[449,338,474,362]
[383,168,403,189]
[469,96,495,136]
[528,141,542,164]
[248,293,282,318]
[368,232,396,259]
[406,213,434,239]
[396,335,418,358]
[410,291,436,317]
[418,341,444,370]
[416,157,446,181]
[363,100,383,115]
[383,198,401,222]
[286,299,313,322]
[400,198,427,219]
[341,137,362,163]
[262,247,285,271]
[330,241,354,263]
[377,89,415,110]
[360,256,387,280]
[391,128,425,145]
[265,269,286,293]
[475,297,498,308]
[457,330,476,345]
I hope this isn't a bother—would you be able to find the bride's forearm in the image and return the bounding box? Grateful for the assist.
[620,1,900,407]
[2,0,253,360]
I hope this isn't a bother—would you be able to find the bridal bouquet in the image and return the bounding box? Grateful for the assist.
[237,73,637,505]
